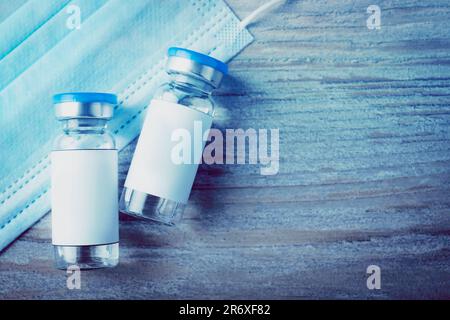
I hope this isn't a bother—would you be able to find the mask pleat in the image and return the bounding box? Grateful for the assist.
[0,0,28,25]
[0,0,109,91]
[0,0,72,60]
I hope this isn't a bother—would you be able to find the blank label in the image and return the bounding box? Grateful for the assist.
[125,99,213,203]
[51,149,118,246]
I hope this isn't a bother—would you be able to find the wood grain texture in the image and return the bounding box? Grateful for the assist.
[1,0,449,299]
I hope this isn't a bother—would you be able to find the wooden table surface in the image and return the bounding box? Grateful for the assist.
[1,0,449,299]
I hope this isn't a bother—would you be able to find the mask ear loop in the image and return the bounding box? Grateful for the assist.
[203,0,286,61]
[239,0,286,29]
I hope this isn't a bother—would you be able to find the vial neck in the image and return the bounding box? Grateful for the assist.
[63,118,108,134]
[170,73,215,96]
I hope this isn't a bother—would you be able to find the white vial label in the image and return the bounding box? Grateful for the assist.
[51,150,118,246]
[125,99,213,204]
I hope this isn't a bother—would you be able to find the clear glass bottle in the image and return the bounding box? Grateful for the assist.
[120,47,228,225]
[51,92,119,270]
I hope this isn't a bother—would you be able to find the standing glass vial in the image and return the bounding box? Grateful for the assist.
[120,47,228,225]
[51,93,119,269]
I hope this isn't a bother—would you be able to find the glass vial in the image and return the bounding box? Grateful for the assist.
[120,47,228,225]
[51,92,119,269]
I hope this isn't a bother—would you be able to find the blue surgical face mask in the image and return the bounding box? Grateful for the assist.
[0,0,253,251]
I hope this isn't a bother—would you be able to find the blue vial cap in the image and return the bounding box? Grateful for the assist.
[53,92,118,105]
[168,47,228,75]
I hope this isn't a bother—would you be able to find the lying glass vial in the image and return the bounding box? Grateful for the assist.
[120,47,228,225]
